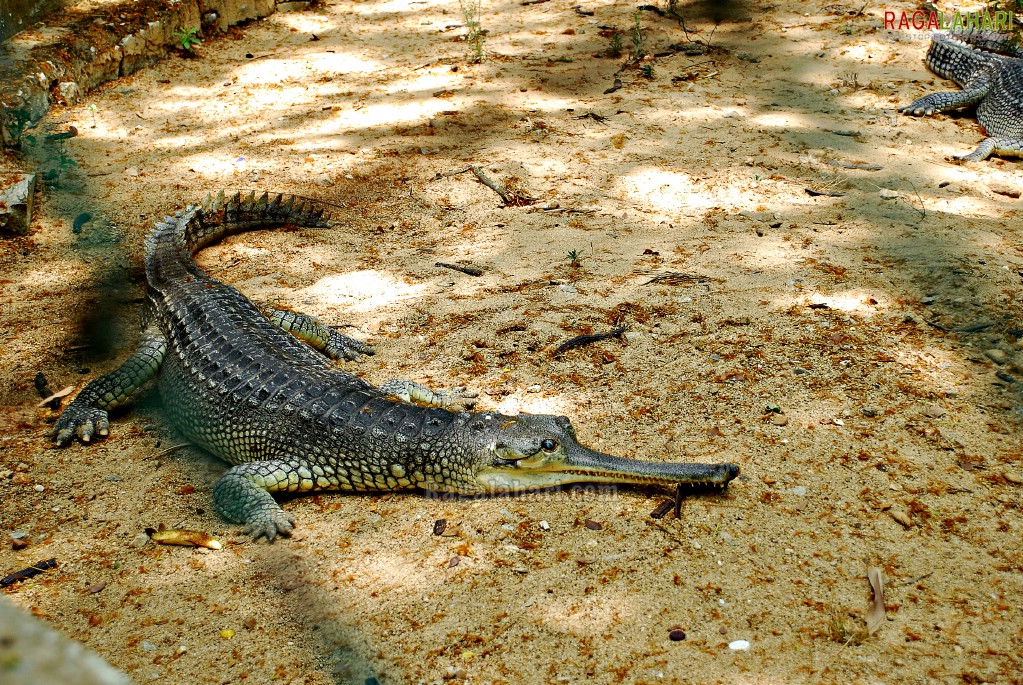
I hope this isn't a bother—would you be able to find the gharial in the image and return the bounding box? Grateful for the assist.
[52,191,740,540]
[900,31,1023,161]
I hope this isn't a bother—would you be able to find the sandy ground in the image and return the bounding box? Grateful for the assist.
[2,0,1023,683]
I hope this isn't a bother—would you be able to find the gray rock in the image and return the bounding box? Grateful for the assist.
[0,597,135,685]
[0,173,36,236]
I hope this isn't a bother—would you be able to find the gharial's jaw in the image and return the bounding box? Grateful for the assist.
[474,444,739,493]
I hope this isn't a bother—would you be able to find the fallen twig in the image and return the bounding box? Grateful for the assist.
[556,326,626,353]
[434,166,474,180]
[1,558,57,587]
[470,165,535,206]
[436,262,484,277]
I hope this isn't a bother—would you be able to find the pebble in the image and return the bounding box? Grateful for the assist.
[0,469,12,479]
[889,509,913,528]
[984,349,1008,365]
[11,531,28,539]
[794,367,808,375]
[557,284,578,294]
[770,413,788,426]
[1004,471,1022,485]
[878,188,899,199]
[130,532,150,548]
[922,404,947,419]
[921,296,935,305]
[789,486,807,497]
[728,639,751,651]
[862,407,878,417]
[669,629,686,641]
[539,520,550,531]
[33,484,44,492]
[140,641,157,652]
[526,384,541,393]
[87,581,108,594]
[623,331,643,343]
[443,665,467,679]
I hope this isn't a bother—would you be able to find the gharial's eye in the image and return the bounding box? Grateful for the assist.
[540,438,559,452]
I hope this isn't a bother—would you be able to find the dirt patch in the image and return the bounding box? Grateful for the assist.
[2,1,1022,683]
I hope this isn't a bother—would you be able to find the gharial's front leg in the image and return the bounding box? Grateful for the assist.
[263,306,374,361]
[899,87,988,116]
[52,325,168,445]
[378,379,478,410]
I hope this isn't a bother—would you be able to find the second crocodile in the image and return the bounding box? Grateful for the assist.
[900,31,1023,161]
[52,192,739,540]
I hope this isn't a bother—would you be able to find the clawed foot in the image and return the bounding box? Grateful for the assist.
[323,328,375,362]
[50,404,110,445]
[241,508,296,543]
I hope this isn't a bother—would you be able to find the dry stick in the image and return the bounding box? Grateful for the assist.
[436,262,484,277]
[470,165,533,205]
[434,166,474,180]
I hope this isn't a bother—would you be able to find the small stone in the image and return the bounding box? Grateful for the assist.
[87,581,108,594]
[728,639,751,651]
[539,520,550,531]
[984,349,1008,364]
[558,284,578,293]
[243,616,257,630]
[624,331,643,343]
[123,166,140,177]
[1004,471,1022,485]
[789,486,807,497]
[315,174,333,187]
[770,413,788,426]
[922,404,946,419]
[526,384,541,393]
[921,296,935,305]
[889,508,912,528]
[11,474,29,485]
[140,641,157,652]
[669,628,686,641]
[584,519,602,530]
[862,407,878,417]
[33,484,44,492]
[902,314,917,324]
[130,532,150,548]
[794,367,808,375]
[878,188,899,199]
[0,469,12,479]
[277,0,311,11]
[11,531,28,539]
[12,538,29,550]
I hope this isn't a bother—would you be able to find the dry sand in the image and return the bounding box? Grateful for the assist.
[1,0,1022,683]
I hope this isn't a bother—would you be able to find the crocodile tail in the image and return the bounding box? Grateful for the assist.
[144,191,333,285]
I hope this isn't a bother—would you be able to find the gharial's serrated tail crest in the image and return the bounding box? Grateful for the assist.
[143,191,333,286]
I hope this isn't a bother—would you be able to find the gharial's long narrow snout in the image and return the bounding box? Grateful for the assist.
[472,413,740,493]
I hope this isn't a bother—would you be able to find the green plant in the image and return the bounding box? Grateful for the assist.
[567,249,584,267]
[460,0,485,64]
[607,33,623,57]
[641,63,655,79]
[173,26,201,53]
[88,104,98,129]
[631,12,645,60]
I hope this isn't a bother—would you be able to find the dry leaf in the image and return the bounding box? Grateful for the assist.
[37,386,74,407]
[865,567,886,635]
[145,528,222,549]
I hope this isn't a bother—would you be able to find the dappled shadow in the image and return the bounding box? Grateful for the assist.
[3,0,1023,682]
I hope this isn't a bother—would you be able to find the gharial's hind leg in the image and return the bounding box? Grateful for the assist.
[378,379,478,410]
[263,306,374,361]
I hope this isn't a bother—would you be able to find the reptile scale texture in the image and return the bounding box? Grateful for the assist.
[53,192,739,540]
[900,31,1023,161]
